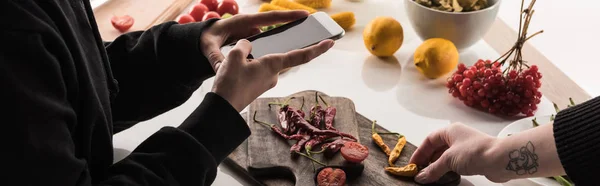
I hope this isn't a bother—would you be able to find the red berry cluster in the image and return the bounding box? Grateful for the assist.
[446,59,543,116]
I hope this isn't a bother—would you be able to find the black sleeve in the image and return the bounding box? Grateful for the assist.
[553,96,600,185]
[105,20,219,132]
[2,28,249,186]
[104,93,250,186]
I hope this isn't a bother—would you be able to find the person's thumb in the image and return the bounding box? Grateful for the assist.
[414,153,452,184]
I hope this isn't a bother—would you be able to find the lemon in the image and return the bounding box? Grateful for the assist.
[414,38,459,79]
[363,17,404,57]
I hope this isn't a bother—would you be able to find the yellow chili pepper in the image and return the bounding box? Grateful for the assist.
[371,120,391,156]
[388,135,406,166]
[271,0,317,14]
[294,0,331,9]
[385,163,418,177]
[330,12,356,31]
[258,3,289,12]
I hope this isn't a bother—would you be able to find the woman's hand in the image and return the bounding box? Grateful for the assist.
[200,10,310,72]
[409,123,499,183]
[410,122,565,184]
[212,39,334,112]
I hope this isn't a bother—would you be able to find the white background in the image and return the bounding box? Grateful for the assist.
[497,0,599,97]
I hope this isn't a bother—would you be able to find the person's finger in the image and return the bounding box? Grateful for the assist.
[227,39,252,63]
[202,39,226,71]
[430,146,448,163]
[409,128,451,166]
[238,10,310,27]
[415,152,452,184]
[259,39,334,73]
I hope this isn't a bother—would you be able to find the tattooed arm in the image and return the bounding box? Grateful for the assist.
[409,123,565,184]
[487,123,565,181]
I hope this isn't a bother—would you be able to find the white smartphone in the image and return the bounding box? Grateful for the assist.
[220,12,345,59]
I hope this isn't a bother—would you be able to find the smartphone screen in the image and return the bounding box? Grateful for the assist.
[220,12,343,59]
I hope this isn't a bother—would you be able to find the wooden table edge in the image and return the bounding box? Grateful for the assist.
[484,18,591,108]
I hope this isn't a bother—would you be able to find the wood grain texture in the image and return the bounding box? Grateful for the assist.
[483,19,592,108]
[93,0,192,41]
[226,91,460,186]
[247,91,360,186]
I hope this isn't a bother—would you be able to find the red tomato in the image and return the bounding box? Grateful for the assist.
[200,0,219,11]
[340,141,369,163]
[202,11,221,21]
[189,4,209,22]
[317,168,346,186]
[217,0,239,16]
[177,14,195,24]
[111,15,134,32]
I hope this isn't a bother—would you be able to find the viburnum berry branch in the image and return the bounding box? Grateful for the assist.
[494,0,543,75]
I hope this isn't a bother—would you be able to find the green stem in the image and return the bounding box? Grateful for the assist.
[300,97,305,110]
[532,118,540,127]
[569,98,576,106]
[314,92,320,107]
[306,148,316,171]
[267,97,295,109]
[371,120,377,134]
[253,111,274,128]
[318,95,329,107]
[553,102,560,113]
[296,152,326,166]
[553,176,573,186]
[379,132,403,138]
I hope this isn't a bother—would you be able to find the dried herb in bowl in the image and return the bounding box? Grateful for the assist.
[414,0,489,12]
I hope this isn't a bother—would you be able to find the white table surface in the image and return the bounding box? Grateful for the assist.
[109,0,590,185]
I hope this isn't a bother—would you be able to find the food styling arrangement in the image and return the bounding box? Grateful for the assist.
[94,0,580,185]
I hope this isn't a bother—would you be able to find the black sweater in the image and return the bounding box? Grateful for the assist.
[1,0,249,185]
[554,96,600,186]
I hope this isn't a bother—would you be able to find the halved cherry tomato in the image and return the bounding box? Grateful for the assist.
[317,168,346,186]
[111,15,134,32]
[217,0,239,16]
[200,0,219,11]
[202,11,221,21]
[177,14,195,24]
[340,141,369,163]
[190,4,209,22]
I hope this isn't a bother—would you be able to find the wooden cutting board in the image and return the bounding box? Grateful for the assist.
[225,90,461,186]
[93,0,193,41]
[247,91,361,186]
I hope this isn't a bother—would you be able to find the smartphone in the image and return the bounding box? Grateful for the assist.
[220,12,345,59]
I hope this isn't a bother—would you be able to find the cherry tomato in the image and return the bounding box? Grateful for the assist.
[189,4,209,22]
[200,0,219,11]
[340,141,369,163]
[111,15,134,32]
[177,14,195,24]
[317,168,346,186]
[216,0,239,16]
[202,11,221,21]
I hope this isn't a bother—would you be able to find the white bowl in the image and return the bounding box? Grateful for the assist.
[404,0,502,51]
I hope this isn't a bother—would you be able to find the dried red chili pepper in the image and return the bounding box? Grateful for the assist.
[291,136,311,153]
[309,92,325,128]
[304,135,328,153]
[310,105,324,128]
[318,95,337,130]
[253,111,305,140]
[288,109,357,141]
[268,97,296,134]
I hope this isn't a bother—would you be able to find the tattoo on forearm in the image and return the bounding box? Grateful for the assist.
[506,141,539,175]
